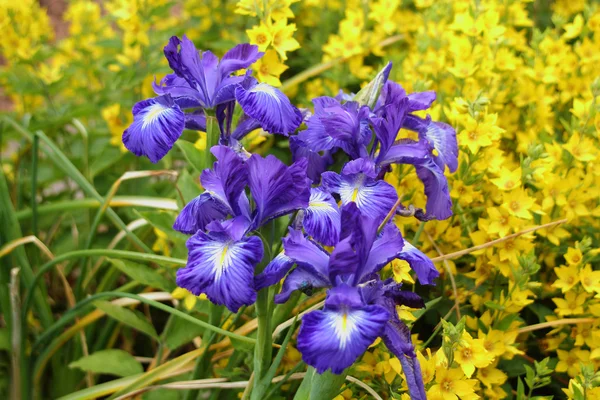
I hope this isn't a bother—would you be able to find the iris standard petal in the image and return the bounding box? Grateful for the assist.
[360,224,404,282]
[173,192,229,234]
[289,136,332,183]
[407,90,437,112]
[200,145,248,215]
[235,80,303,135]
[303,188,341,246]
[123,95,185,163]
[176,229,263,312]
[219,43,263,77]
[397,241,439,285]
[379,140,452,220]
[247,154,310,227]
[403,115,458,173]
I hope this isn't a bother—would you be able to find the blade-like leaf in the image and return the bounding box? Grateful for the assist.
[108,258,174,292]
[69,350,143,377]
[94,300,158,339]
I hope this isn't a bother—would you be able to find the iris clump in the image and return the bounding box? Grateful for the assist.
[123,35,458,399]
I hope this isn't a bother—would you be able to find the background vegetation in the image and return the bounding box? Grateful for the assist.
[1,0,599,399]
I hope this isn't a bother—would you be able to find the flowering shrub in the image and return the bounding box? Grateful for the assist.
[0,0,599,399]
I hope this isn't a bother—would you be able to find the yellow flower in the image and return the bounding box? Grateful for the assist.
[556,348,591,377]
[454,333,495,378]
[428,367,479,400]
[552,291,588,316]
[490,167,521,191]
[390,259,415,284]
[253,49,288,86]
[171,287,207,311]
[562,14,584,39]
[501,189,536,220]
[246,23,272,52]
[102,104,131,152]
[478,330,507,358]
[270,20,300,60]
[580,264,600,294]
[563,132,597,162]
[552,265,580,293]
[458,117,492,154]
[564,247,583,265]
[476,364,507,388]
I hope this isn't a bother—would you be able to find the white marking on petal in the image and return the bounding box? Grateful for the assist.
[249,83,280,102]
[142,103,172,129]
[202,240,233,281]
[326,309,370,349]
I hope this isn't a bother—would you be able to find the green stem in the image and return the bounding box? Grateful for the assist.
[412,221,426,244]
[203,112,219,171]
[31,134,39,236]
[252,288,272,399]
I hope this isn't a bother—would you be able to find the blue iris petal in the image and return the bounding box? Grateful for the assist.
[397,241,439,285]
[297,285,389,374]
[247,154,311,227]
[200,145,249,215]
[123,94,185,163]
[173,192,228,234]
[303,188,341,246]
[254,251,295,291]
[380,139,452,220]
[176,219,263,312]
[235,78,303,135]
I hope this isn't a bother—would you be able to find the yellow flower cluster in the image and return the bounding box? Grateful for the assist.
[240,0,300,86]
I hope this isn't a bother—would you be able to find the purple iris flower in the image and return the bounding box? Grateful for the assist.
[173,145,311,312]
[254,204,434,399]
[123,35,302,163]
[296,63,457,221]
[321,158,398,222]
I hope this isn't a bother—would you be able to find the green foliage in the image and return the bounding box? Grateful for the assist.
[69,350,144,377]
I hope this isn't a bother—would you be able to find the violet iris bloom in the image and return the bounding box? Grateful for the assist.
[296,63,457,220]
[254,204,435,399]
[123,36,302,163]
[173,145,311,312]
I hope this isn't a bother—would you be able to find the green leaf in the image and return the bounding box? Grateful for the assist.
[516,377,525,400]
[496,313,520,331]
[162,315,206,350]
[134,210,189,242]
[176,140,205,173]
[177,169,201,203]
[69,349,143,377]
[107,258,174,292]
[231,335,254,353]
[94,300,158,339]
[484,300,505,311]
[0,328,9,351]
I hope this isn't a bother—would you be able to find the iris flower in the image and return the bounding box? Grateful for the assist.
[255,203,436,399]
[123,36,302,163]
[173,145,311,311]
[294,63,457,220]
